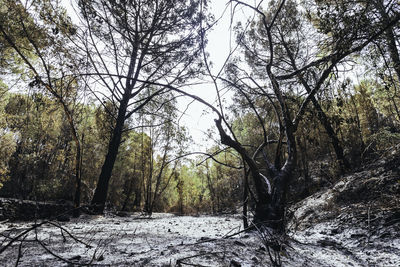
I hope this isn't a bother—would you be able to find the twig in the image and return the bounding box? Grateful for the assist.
[176,252,221,266]
[46,221,92,248]
[14,234,27,267]
[0,221,48,254]
[36,238,94,266]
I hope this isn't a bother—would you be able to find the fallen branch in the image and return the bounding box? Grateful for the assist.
[176,251,221,266]
[15,233,27,267]
[46,221,92,248]
[36,238,95,266]
[0,221,47,254]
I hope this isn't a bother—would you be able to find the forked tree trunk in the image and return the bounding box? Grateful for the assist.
[215,118,295,231]
[253,138,296,231]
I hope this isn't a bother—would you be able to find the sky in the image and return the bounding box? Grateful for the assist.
[176,0,255,149]
[177,0,235,149]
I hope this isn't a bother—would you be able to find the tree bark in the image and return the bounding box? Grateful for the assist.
[242,163,249,229]
[310,96,350,171]
[91,97,128,213]
[374,0,400,81]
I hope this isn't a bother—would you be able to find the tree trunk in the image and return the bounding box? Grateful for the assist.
[214,118,281,228]
[254,111,297,232]
[122,158,138,212]
[133,188,142,211]
[73,133,84,217]
[91,98,128,213]
[374,0,400,81]
[121,179,134,212]
[204,161,216,213]
[311,97,350,171]
[242,164,249,229]
[72,143,81,217]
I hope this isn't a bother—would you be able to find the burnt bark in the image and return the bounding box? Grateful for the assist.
[280,35,350,172]
[374,0,400,81]
[214,117,293,231]
[91,97,128,213]
[242,164,249,229]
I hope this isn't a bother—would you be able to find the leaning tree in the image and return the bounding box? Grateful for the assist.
[74,0,205,213]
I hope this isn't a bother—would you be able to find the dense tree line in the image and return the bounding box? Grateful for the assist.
[0,90,244,214]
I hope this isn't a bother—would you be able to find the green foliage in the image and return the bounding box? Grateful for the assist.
[0,92,70,198]
[0,132,16,188]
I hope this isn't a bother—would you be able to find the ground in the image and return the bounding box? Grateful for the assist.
[1,213,268,266]
[0,210,399,266]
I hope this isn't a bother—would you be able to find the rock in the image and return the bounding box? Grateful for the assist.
[384,210,400,226]
[330,228,340,235]
[350,233,366,239]
[317,238,338,247]
[69,255,81,261]
[116,211,129,217]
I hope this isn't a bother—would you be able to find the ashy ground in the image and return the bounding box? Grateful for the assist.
[1,213,269,266]
[0,210,399,266]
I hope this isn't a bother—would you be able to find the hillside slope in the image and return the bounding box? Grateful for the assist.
[287,145,400,266]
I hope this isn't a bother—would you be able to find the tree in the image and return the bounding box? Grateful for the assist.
[74,0,204,213]
[175,0,400,231]
[306,0,400,120]
[0,92,79,200]
[306,0,400,79]
[0,0,84,216]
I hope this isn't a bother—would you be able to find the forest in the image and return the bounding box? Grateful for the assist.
[0,0,399,266]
